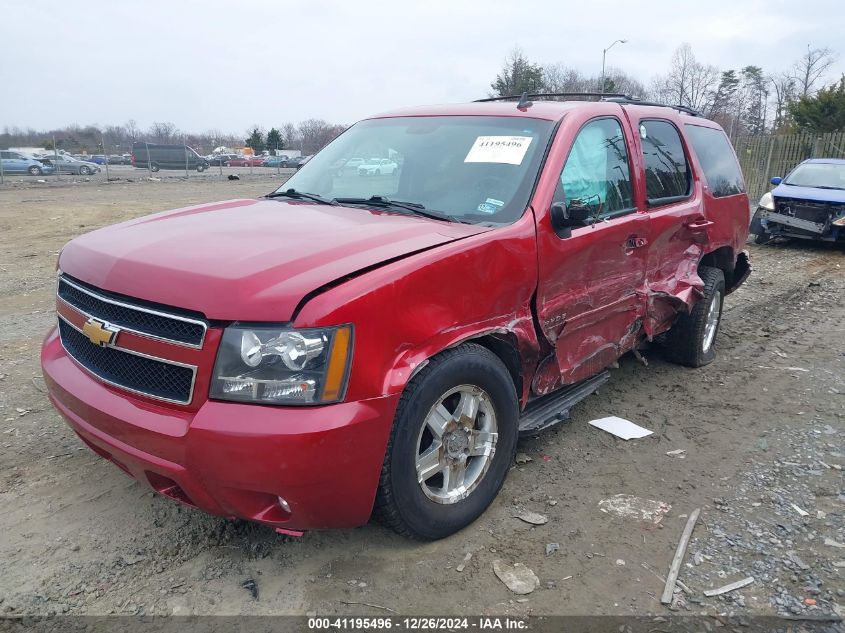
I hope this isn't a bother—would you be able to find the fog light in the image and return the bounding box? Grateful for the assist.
[277,496,291,513]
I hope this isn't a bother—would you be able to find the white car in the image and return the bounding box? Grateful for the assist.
[358,158,398,176]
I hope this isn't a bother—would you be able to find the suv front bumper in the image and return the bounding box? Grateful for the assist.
[41,326,398,531]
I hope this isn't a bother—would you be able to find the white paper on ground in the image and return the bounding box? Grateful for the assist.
[589,416,653,440]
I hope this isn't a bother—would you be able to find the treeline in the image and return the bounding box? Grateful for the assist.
[492,44,843,137]
[0,118,347,156]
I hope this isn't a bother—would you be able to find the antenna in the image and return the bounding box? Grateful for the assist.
[516,91,533,110]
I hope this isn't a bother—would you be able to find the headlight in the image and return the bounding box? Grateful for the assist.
[759,191,774,211]
[210,324,352,405]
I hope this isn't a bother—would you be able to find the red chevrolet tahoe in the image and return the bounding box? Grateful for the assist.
[42,96,750,540]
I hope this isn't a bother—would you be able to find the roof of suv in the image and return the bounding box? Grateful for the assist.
[368,100,715,127]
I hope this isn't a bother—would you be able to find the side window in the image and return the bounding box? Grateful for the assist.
[554,118,634,221]
[684,124,745,197]
[639,120,690,205]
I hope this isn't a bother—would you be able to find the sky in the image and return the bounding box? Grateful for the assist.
[1,0,843,135]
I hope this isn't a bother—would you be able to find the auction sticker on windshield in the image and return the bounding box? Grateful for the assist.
[465,136,532,165]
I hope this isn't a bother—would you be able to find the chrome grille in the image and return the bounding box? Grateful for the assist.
[58,318,196,405]
[57,275,207,348]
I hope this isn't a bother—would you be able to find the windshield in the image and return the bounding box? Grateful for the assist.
[275,116,555,224]
[783,162,845,189]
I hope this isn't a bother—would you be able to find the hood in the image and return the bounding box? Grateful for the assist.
[772,183,845,205]
[59,198,489,321]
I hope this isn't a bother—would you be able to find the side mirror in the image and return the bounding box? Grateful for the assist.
[770,176,782,186]
[567,200,593,223]
[550,202,572,239]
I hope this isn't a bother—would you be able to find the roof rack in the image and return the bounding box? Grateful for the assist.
[474,92,704,117]
[601,96,703,117]
[475,92,627,102]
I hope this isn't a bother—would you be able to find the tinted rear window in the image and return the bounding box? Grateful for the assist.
[685,125,745,197]
[640,120,691,204]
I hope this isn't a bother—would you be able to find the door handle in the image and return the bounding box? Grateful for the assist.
[685,219,714,231]
[625,236,648,249]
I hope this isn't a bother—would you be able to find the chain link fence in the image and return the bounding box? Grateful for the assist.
[4,126,845,200]
[733,131,845,202]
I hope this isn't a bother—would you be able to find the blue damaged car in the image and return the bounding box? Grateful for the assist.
[750,158,845,244]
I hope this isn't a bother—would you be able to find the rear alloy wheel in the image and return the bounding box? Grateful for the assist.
[197,164,206,172]
[374,343,518,540]
[28,165,42,176]
[664,265,725,367]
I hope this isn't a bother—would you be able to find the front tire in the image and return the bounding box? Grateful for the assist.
[28,166,42,176]
[664,266,725,367]
[374,343,518,540]
[149,163,160,173]
[79,165,91,175]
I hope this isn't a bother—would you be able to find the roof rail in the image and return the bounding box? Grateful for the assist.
[601,96,704,117]
[474,92,705,117]
[475,92,627,102]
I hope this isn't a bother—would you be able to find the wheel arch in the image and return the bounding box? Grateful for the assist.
[408,331,526,408]
[699,245,750,295]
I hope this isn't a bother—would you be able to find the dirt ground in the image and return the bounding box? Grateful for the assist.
[0,176,842,619]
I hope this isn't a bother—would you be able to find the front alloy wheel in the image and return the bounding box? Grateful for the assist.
[415,385,498,504]
[375,343,518,540]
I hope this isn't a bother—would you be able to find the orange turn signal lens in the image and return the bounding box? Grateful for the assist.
[321,326,352,402]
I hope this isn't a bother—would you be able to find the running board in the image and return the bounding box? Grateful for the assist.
[518,371,610,436]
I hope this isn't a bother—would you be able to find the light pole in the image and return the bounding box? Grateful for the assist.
[600,39,627,95]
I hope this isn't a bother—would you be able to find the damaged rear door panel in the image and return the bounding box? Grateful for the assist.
[628,116,708,336]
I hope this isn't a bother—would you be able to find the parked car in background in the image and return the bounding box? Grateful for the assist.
[42,96,750,540]
[106,154,130,165]
[296,155,312,169]
[0,150,55,175]
[225,156,265,167]
[750,158,845,244]
[358,158,398,176]
[40,155,101,175]
[207,154,239,166]
[131,142,209,172]
[261,156,287,167]
[85,155,108,165]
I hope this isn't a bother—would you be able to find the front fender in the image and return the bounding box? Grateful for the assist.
[292,214,542,404]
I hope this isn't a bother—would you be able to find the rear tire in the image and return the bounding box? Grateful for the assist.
[663,266,725,368]
[149,163,160,173]
[374,343,518,540]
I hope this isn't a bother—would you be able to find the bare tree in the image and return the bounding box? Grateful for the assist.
[147,121,179,143]
[792,46,837,97]
[124,119,141,143]
[769,72,797,130]
[650,44,719,112]
[281,122,298,149]
[542,64,591,93]
[297,119,346,155]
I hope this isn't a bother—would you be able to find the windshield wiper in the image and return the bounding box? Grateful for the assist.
[265,188,337,206]
[333,196,461,223]
[809,185,845,190]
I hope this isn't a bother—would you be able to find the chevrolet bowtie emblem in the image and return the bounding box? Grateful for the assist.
[82,318,119,347]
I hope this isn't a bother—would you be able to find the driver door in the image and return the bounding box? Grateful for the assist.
[534,116,648,390]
